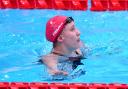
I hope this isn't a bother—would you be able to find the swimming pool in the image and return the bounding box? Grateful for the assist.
[0,8,128,83]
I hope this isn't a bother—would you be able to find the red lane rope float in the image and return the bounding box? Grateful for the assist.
[0,0,18,8]
[10,82,29,89]
[18,0,35,9]
[0,82,128,89]
[30,82,49,89]
[0,82,9,89]
[109,0,126,11]
[90,0,108,11]
[90,0,128,11]
[0,0,88,10]
[1,0,128,11]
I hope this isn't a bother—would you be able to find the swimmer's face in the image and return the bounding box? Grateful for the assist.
[59,21,81,50]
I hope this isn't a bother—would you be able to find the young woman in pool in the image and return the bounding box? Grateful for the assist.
[40,15,86,80]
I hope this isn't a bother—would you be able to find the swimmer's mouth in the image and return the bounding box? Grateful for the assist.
[77,38,80,42]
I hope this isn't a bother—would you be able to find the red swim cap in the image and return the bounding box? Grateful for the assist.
[46,15,67,42]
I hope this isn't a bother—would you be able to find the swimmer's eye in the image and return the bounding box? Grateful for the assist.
[70,27,75,31]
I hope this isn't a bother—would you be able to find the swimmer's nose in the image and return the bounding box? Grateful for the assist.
[76,28,80,36]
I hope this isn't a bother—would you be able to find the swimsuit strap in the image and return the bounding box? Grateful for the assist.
[51,50,79,56]
[52,51,86,59]
[52,51,65,56]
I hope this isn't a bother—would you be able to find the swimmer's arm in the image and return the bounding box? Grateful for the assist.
[42,57,68,75]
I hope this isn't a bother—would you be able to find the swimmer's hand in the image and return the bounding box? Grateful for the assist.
[50,70,68,76]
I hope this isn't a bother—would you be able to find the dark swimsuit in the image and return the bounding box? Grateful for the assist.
[52,51,86,70]
[38,51,86,80]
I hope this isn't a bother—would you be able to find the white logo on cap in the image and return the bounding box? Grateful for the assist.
[52,22,64,36]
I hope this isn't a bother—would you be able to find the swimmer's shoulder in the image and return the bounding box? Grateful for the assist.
[40,53,59,64]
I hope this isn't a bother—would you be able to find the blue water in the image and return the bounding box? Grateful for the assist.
[0,9,128,83]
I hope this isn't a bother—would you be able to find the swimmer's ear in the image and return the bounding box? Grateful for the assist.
[57,35,64,42]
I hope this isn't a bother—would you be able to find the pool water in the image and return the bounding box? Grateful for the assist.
[0,9,128,83]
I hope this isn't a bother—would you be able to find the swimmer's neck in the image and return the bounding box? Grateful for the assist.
[52,45,75,56]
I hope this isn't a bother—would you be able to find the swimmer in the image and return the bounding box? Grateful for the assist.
[40,15,87,80]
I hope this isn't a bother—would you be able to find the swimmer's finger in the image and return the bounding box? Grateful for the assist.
[53,70,63,75]
[60,71,68,75]
[62,72,68,75]
[54,71,68,75]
